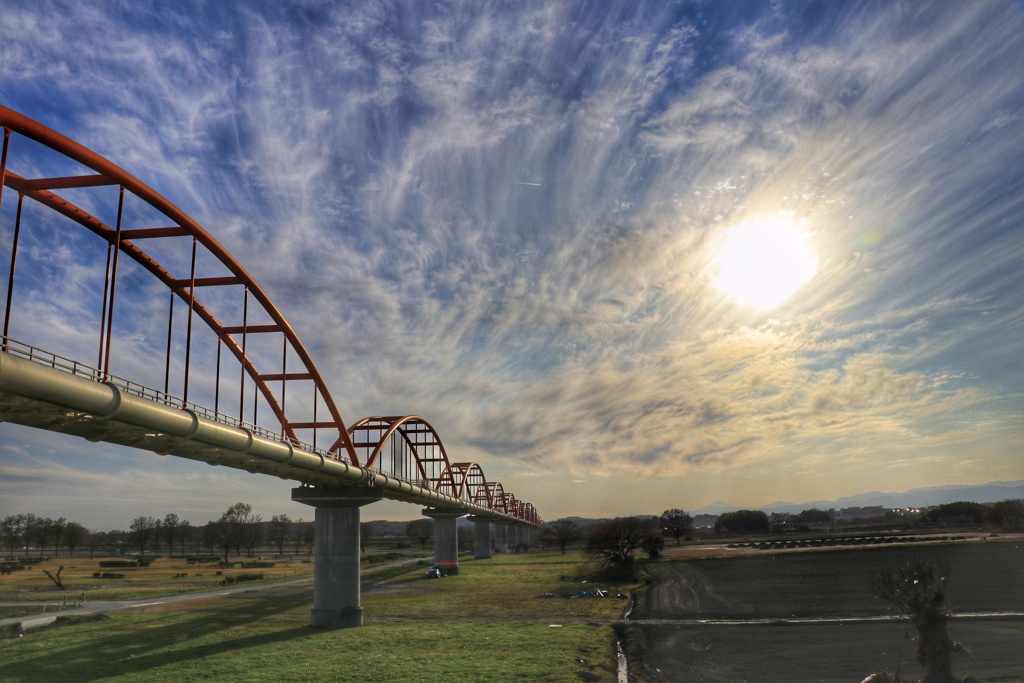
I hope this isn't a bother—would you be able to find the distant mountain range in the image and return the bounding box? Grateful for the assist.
[692,480,1024,516]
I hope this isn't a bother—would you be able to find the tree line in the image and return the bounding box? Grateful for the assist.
[541,498,1024,581]
[8,497,1019,565]
[1,504,319,562]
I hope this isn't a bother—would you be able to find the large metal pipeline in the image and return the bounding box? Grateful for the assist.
[0,351,518,521]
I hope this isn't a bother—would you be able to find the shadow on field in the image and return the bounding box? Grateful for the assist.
[11,590,317,682]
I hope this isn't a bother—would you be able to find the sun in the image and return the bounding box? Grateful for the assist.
[714,218,817,308]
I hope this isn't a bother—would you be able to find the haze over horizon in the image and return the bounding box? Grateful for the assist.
[1,1,1023,531]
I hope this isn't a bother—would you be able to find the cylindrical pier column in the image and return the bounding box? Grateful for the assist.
[423,508,466,575]
[494,522,508,553]
[292,486,382,628]
[468,515,496,559]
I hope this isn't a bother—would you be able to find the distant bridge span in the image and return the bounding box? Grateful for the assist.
[0,106,540,627]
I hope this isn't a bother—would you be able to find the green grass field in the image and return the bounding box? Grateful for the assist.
[0,553,632,682]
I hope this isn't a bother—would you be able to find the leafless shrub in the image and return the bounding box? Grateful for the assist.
[872,558,962,683]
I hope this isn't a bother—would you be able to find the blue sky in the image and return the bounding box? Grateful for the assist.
[1,1,1022,530]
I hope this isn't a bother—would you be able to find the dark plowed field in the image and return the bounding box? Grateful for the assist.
[624,540,1024,682]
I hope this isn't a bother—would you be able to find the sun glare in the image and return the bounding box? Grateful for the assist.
[715,218,817,308]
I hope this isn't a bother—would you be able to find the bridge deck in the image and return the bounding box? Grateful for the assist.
[0,348,524,522]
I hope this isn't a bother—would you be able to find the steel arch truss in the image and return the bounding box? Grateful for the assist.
[348,415,450,489]
[0,106,541,524]
[436,462,491,507]
[485,482,506,512]
[346,415,537,520]
[0,106,357,462]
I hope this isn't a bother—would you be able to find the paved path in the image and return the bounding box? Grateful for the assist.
[1,555,426,631]
[0,576,314,629]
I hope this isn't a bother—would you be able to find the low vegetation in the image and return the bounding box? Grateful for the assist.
[0,555,317,605]
[584,517,663,581]
[0,552,634,682]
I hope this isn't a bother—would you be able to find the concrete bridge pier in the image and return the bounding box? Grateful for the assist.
[292,486,382,628]
[468,515,496,559]
[494,522,509,553]
[423,508,466,575]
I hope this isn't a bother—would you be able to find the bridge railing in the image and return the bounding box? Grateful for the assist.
[0,336,446,492]
[2,337,542,524]
[0,336,319,455]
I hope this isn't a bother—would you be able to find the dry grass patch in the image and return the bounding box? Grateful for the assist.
[0,555,314,603]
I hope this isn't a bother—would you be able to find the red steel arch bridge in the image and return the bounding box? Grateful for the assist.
[0,106,541,627]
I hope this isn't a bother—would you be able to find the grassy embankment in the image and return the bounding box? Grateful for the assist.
[0,552,633,682]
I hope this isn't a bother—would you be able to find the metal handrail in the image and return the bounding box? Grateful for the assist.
[0,336,330,459]
[0,337,535,521]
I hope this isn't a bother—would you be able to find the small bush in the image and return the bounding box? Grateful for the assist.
[714,510,770,535]
[98,560,137,568]
[221,573,263,586]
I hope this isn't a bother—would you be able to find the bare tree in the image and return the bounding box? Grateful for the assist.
[42,565,65,589]
[660,509,693,545]
[872,558,959,683]
[208,503,256,562]
[63,522,87,555]
[293,519,311,555]
[642,531,665,559]
[585,517,659,579]
[242,513,263,557]
[50,518,66,555]
[37,517,66,556]
[22,513,39,555]
[162,513,180,556]
[269,514,292,556]
[360,522,375,553]
[130,516,160,558]
[179,521,197,553]
[985,498,1024,532]
[405,519,434,549]
[544,519,582,554]
[86,529,101,559]
[1,515,23,557]
[301,523,315,559]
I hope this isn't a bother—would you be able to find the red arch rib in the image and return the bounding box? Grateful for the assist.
[0,106,541,523]
[0,105,357,463]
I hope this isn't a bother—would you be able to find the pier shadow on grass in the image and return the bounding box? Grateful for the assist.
[1,589,319,682]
